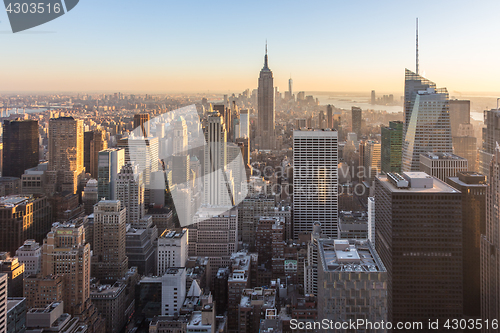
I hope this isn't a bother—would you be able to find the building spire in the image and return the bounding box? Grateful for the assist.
[416,18,419,75]
[264,40,269,70]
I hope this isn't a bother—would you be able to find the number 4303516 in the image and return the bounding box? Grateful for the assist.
[6,2,61,14]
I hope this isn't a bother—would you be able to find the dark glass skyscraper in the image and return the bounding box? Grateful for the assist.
[403,69,436,137]
[351,106,361,138]
[447,172,486,317]
[481,147,500,330]
[84,129,107,178]
[375,172,462,328]
[134,113,150,137]
[381,121,403,174]
[2,120,39,178]
[258,44,275,150]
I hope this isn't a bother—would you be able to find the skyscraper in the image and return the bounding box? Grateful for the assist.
[92,200,128,281]
[2,120,39,178]
[362,140,381,183]
[318,111,326,129]
[293,129,338,239]
[161,268,186,316]
[375,172,462,327]
[419,152,468,182]
[203,112,233,208]
[351,106,361,138]
[403,69,436,138]
[157,228,188,276]
[84,129,107,178]
[449,100,470,137]
[478,109,500,179]
[481,146,500,330]
[116,163,145,224]
[172,116,190,185]
[47,117,85,194]
[0,273,7,333]
[381,121,403,174]
[326,104,334,129]
[117,136,159,195]
[188,207,238,257]
[97,148,125,200]
[401,86,453,172]
[239,109,250,139]
[258,44,275,150]
[447,172,486,317]
[41,221,91,316]
[317,239,387,328]
[453,126,477,172]
[0,195,52,255]
[134,113,150,137]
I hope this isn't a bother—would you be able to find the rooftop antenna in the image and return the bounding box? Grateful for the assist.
[416,18,419,75]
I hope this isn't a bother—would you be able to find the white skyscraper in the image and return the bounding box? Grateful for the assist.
[119,136,159,188]
[16,240,42,276]
[293,129,338,239]
[173,116,188,155]
[239,109,250,139]
[203,112,233,207]
[116,163,145,224]
[367,197,375,246]
[157,229,188,276]
[161,267,186,316]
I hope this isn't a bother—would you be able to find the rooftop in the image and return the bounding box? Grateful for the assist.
[319,239,386,273]
[420,152,467,160]
[378,173,459,194]
[240,288,276,308]
[159,228,187,239]
[0,195,30,207]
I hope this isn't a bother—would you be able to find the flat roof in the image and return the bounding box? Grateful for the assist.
[319,239,386,273]
[420,152,467,160]
[0,196,30,207]
[377,174,459,194]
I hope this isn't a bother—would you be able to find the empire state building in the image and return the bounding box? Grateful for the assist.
[258,44,275,150]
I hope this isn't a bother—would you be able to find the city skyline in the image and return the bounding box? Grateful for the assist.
[0,1,499,93]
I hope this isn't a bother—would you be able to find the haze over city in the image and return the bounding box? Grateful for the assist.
[0,0,499,93]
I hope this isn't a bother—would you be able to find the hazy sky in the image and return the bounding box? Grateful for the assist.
[0,0,499,94]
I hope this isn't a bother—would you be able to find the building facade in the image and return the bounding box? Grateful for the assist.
[293,129,338,239]
[2,120,39,179]
[47,117,85,194]
[375,172,462,327]
[447,172,486,317]
[92,200,128,281]
[381,121,403,174]
[419,152,468,182]
[257,46,275,150]
[317,239,387,332]
[402,87,453,172]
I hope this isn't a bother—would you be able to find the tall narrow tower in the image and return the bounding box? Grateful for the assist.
[416,18,419,75]
[92,200,128,281]
[47,117,84,194]
[2,119,39,178]
[203,112,233,207]
[258,42,275,150]
[481,145,500,330]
